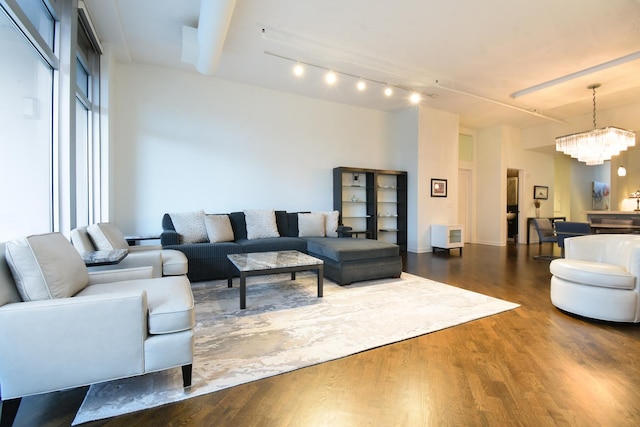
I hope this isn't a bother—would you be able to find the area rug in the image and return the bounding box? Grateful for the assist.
[73,272,519,425]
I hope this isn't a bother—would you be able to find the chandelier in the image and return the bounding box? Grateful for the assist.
[555,84,636,165]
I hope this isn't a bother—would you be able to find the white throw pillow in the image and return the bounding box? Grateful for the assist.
[320,210,339,237]
[170,210,208,243]
[204,214,235,243]
[5,233,89,301]
[298,212,326,237]
[87,223,129,251]
[244,209,280,239]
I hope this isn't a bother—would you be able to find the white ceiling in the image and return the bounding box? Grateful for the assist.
[85,0,640,130]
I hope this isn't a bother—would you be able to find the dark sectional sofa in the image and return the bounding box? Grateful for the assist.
[161,210,402,285]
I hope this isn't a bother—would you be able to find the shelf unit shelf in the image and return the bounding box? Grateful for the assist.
[333,167,407,251]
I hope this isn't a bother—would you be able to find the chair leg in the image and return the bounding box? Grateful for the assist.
[182,364,193,388]
[1,398,22,427]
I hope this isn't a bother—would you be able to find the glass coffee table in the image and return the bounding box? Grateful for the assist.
[227,250,324,309]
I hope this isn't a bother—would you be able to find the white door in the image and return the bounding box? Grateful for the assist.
[458,169,472,243]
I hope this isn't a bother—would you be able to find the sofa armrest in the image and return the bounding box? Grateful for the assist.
[88,266,154,284]
[0,291,147,398]
[161,230,180,246]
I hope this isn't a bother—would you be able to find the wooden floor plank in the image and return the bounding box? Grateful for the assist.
[11,243,640,426]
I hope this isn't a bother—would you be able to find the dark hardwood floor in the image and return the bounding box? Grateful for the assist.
[11,242,640,426]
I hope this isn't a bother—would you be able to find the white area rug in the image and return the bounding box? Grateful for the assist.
[73,272,519,425]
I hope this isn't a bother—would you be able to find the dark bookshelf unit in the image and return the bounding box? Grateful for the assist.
[333,167,408,251]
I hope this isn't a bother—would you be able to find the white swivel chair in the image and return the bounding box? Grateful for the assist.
[550,234,640,322]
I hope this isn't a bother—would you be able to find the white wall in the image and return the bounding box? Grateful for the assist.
[388,106,459,253]
[615,146,640,210]
[475,124,557,245]
[553,155,572,219]
[509,138,556,245]
[111,63,396,234]
[476,126,505,246]
[419,107,460,252]
[388,108,420,251]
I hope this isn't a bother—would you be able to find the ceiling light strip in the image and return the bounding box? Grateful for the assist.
[511,50,640,99]
[264,50,389,86]
[265,51,564,123]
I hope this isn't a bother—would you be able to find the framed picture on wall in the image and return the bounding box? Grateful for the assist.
[592,181,610,210]
[533,185,548,200]
[431,178,447,197]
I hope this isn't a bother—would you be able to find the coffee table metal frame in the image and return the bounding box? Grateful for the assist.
[227,250,324,309]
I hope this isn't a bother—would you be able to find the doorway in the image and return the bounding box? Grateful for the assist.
[458,168,472,243]
[507,169,519,242]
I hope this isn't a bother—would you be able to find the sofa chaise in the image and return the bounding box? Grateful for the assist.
[161,209,402,285]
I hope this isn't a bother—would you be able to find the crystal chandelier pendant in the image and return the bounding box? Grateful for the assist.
[555,84,636,165]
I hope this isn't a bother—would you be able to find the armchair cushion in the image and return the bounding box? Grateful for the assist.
[158,249,189,276]
[78,276,194,334]
[87,223,129,251]
[5,233,89,301]
[550,258,635,290]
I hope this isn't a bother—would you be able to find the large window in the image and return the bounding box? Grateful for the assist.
[0,0,102,240]
[0,6,54,240]
[75,12,100,227]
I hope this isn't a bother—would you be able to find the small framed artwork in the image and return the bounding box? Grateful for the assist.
[533,185,548,200]
[431,178,447,197]
[592,181,610,210]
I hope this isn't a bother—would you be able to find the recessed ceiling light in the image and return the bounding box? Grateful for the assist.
[384,87,393,97]
[410,92,421,104]
[325,71,337,85]
[293,64,304,76]
[357,80,366,91]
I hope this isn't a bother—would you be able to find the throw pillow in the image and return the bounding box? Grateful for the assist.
[204,214,235,243]
[87,222,129,251]
[169,210,208,243]
[320,210,339,237]
[298,212,326,237]
[244,209,280,239]
[5,233,89,301]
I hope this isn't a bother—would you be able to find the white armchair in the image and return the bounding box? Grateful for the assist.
[0,233,195,426]
[549,234,640,322]
[71,223,187,278]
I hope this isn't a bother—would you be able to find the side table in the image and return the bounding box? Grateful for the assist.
[431,224,464,255]
[82,249,128,266]
[125,234,161,246]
